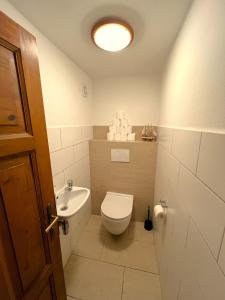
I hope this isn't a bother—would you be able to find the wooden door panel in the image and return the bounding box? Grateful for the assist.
[0,40,28,134]
[0,155,46,290]
[39,282,52,300]
[0,190,22,300]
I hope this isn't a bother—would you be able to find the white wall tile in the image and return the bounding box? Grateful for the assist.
[154,145,180,269]
[61,126,82,148]
[155,128,225,300]
[59,227,71,267]
[53,172,65,191]
[82,126,93,141]
[163,201,190,300]
[70,196,91,251]
[218,234,225,275]
[50,147,75,175]
[47,128,62,152]
[178,166,225,258]
[197,133,225,201]
[178,270,204,300]
[157,127,173,152]
[171,129,201,173]
[185,222,225,300]
[48,126,91,267]
[64,163,79,186]
[156,146,180,204]
[74,141,89,161]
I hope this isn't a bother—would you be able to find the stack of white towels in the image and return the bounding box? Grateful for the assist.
[107,111,135,141]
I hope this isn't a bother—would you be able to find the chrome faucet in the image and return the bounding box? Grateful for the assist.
[66,179,73,191]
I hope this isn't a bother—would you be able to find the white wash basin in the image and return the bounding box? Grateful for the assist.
[56,186,90,218]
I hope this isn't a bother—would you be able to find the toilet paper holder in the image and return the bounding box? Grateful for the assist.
[160,199,168,208]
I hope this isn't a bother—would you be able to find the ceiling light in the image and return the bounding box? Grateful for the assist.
[91,18,134,52]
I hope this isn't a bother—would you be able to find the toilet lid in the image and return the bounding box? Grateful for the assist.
[101,192,133,220]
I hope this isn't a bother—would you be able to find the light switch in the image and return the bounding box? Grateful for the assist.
[111,149,130,162]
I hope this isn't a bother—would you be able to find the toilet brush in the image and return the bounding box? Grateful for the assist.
[144,205,153,231]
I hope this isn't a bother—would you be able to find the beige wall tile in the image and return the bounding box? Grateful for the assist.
[93,126,108,139]
[90,140,157,221]
[93,125,157,141]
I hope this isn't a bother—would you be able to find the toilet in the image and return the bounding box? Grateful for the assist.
[101,192,133,235]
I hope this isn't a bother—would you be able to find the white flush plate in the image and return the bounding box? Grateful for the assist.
[111,149,130,162]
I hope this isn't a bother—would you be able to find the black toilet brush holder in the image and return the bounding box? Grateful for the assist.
[144,205,153,231]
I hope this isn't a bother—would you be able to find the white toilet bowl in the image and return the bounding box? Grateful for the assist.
[101,192,133,235]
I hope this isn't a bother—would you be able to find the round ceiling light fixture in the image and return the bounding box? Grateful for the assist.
[91,18,134,52]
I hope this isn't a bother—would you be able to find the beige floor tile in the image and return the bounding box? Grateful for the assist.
[123,240,159,273]
[122,268,161,300]
[73,230,104,260]
[65,255,124,300]
[84,214,103,233]
[128,222,154,243]
[101,233,158,273]
[101,233,132,266]
[67,296,81,300]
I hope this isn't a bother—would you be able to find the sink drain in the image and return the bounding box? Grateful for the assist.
[60,205,68,211]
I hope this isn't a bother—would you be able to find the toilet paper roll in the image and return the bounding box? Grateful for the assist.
[115,133,121,141]
[128,133,136,141]
[107,132,114,141]
[154,204,165,218]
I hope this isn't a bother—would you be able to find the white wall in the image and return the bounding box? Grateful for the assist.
[0,0,93,266]
[0,0,93,127]
[159,0,225,133]
[154,0,225,299]
[93,76,160,125]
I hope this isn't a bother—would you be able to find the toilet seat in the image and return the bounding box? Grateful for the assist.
[101,192,133,220]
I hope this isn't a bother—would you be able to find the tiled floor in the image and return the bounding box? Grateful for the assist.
[65,215,161,300]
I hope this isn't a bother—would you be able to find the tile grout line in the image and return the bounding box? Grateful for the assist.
[67,293,83,300]
[120,267,125,300]
[217,226,225,266]
[194,131,203,176]
[162,132,225,204]
[73,253,160,276]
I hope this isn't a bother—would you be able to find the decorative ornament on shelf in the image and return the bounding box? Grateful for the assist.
[141,124,157,141]
[107,111,135,141]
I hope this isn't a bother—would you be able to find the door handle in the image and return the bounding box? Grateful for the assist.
[45,215,59,233]
[45,203,59,234]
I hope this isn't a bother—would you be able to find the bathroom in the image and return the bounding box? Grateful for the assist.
[0,0,224,299]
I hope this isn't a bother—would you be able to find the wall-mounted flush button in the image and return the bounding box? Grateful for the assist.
[111,149,130,162]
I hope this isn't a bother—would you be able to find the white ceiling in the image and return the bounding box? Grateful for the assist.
[8,0,193,78]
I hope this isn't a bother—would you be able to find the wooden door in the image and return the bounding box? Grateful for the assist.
[0,11,66,300]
